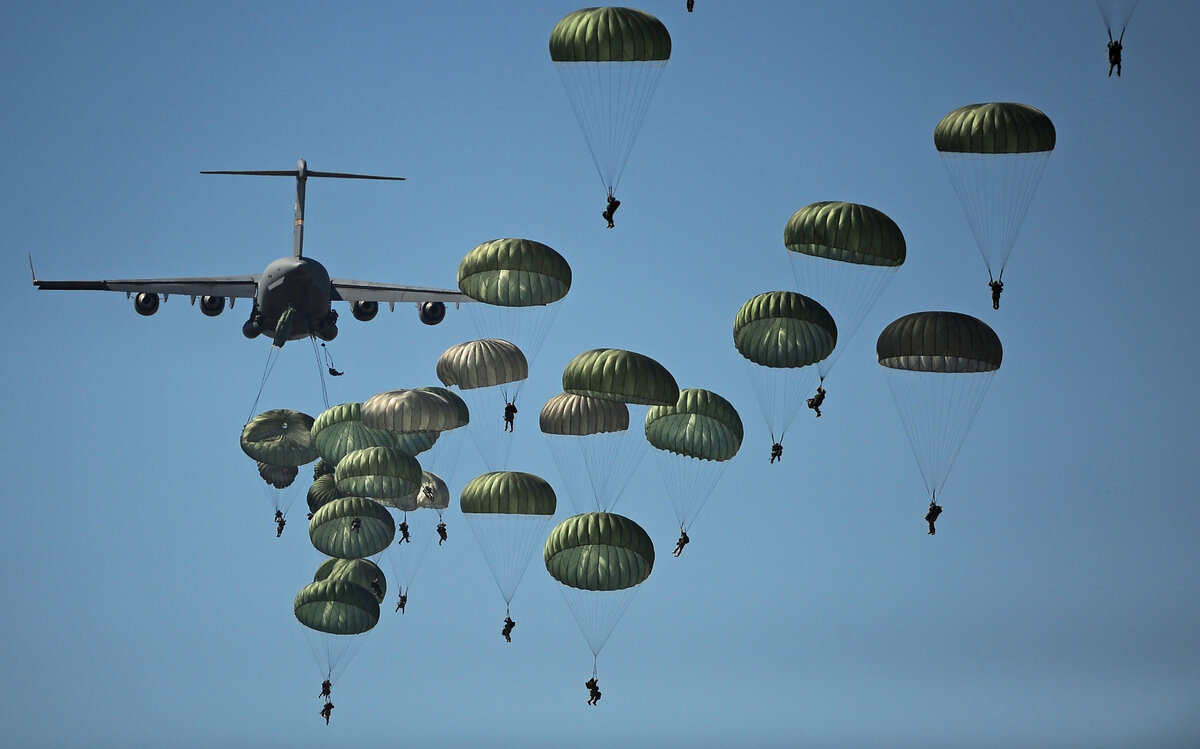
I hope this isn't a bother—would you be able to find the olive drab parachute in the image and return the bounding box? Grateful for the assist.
[311,402,398,467]
[295,576,379,683]
[309,496,396,559]
[241,409,319,466]
[545,512,654,659]
[644,388,743,535]
[241,409,318,517]
[549,7,671,197]
[333,446,423,504]
[540,392,641,513]
[437,339,530,470]
[784,201,905,381]
[307,473,343,516]
[877,311,1002,510]
[734,291,837,444]
[457,238,571,373]
[561,348,680,407]
[460,471,558,614]
[314,558,387,604]
[257,461,297,490]
[935,103,1055,299]
[362,389,465,434]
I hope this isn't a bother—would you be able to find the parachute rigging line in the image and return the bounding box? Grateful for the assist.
[308,336,331,411]
[246,345,284,422]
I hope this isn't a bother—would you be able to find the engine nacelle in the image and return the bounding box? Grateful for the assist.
[199,295,225,317]
[418,301,446,325]
[134,292,160,316]
[351,300,379,322]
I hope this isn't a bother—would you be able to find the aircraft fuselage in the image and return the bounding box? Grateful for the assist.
[246,256,337,342]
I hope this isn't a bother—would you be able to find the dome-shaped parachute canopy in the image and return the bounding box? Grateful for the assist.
[257,461,298,489]
[877,311,1002,506]
[539,392,630,436]
[415,471,450,512]
[934,103,1056,154]
[784,201,906,267]
[307,473,343,515]
[362,389,463,434]
[461,471,558,516]
[333,446,423,500]
[645,388,743,462]
[240,409,318,466]
[309,496,396,559]
[315,558,387,604]
[877,311,1002,373]
[416,387,470,429]
[437,339,529,390]
[313,459,335,479]
[457,238,572,307]
[544,512,654,591]
[562,348,679,407]
[311,402,398,466]
[294,578,380,635]
[549,6,672,62]
[734,292,837,369]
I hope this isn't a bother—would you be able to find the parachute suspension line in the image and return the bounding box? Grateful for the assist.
[308,336,331,411]
[246,345,283,422]
[592,656,598,679]
[940,151,1051,280]
[554,59,667,195]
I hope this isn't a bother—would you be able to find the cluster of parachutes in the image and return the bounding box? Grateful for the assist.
[734,100,1057,521]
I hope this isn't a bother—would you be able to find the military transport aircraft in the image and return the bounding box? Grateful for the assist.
[31,159,470,345]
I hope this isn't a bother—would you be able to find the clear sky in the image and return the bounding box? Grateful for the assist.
[3,2,1198,747]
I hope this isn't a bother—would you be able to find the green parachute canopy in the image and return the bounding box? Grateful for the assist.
[644,388,743,462]
[562,348,679,406]
[334,446,423,500]
[460,471,558,516]
[539,392,630,436]
[544,512,654,591]
[784,201,906,267]
[934,103,1056,154]
[734,291,837,368]
[294,578,380,635]
[257,461,297,490]
[307,473,343,515]
[308,496,396,559]
[877,311,1003,373]
[549,6,672,62]
[437,339,529,390]
[362,389,464,434]
[457,238,571,307]
[240,409,318,466]
[314,558,387,604]
[311,402,398,466]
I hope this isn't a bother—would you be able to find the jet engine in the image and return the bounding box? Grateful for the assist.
[418,301,446,325]
[134,292,160,316]
[199,295,225,317]
[351,300,379,322]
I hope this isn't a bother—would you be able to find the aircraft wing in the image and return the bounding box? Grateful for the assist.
[32,274,259,299]
[331,279,472,305]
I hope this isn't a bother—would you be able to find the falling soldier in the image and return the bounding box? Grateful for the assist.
[504,401,518,432]
[673,529,690,557]
[502,615,515,643]
[275,510,286,538]
[602,193,620,228]
[395,592,407,613]
[807,385,826,418]
[437,522,448,546]
[319,679,332,700]
[1107,36,1122,77]
[989,279,1004,310]
[320,701,334,725]
[398,520,411,544]
[770,442,783,464]
[925,499,943,535]
[586,677,602,705]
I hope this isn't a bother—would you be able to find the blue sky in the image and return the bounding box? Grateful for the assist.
[3,2,1198,747]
